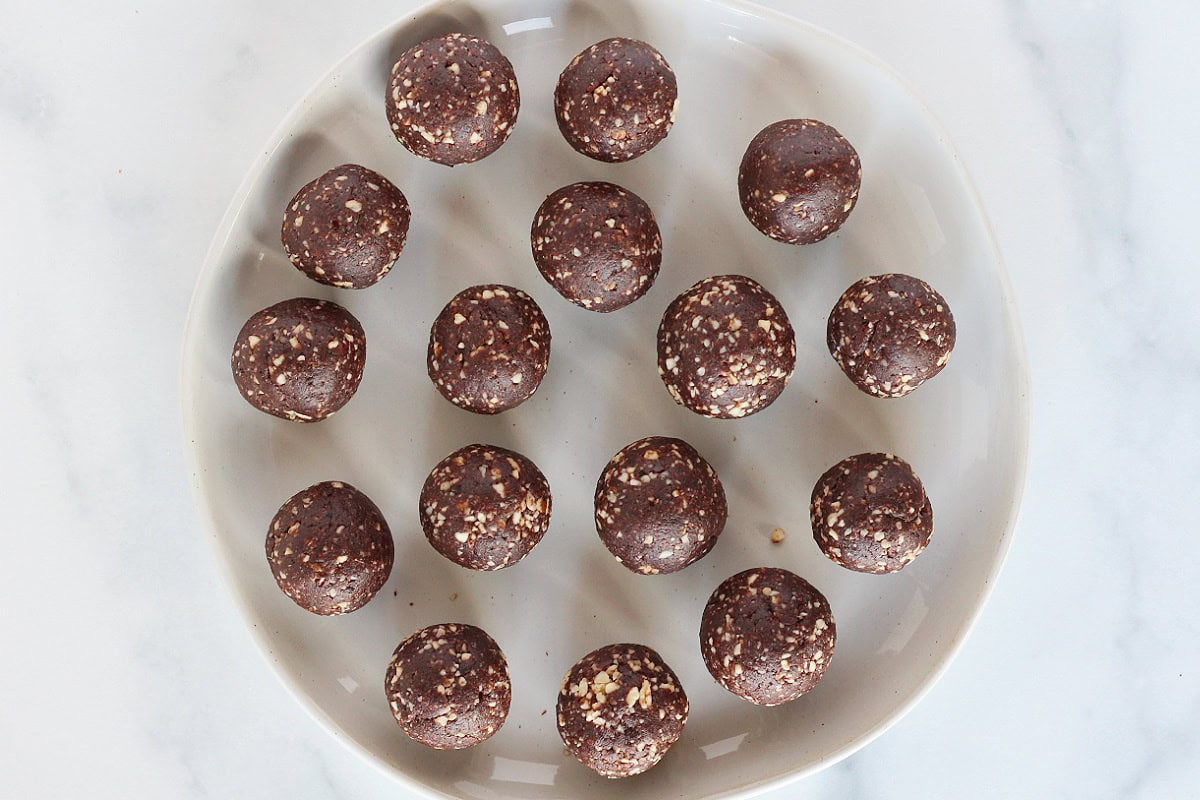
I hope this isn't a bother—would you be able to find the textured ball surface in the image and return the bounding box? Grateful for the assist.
[427,284,551,414]
[738,118,861,244]
[826,273,956,397]
[556,642,688,778]
[810,452,933,573]
[554,38,678,162]
[281,163,410,289]
[700,567,836,705]
[265,481,393,615]
[385,623,512,749]
[594,436,726,574]
[657,275,796,418]
[387,33,519,165]
[231,297,366,422]
[420,443,552,570]
[531,181,661,311]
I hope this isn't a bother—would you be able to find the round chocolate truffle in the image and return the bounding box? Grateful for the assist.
[385,623,511,749]
[556,642,688,778]
[231,297,366,422]
[594,436,726,574]
[427,284,551,414]
[699,567,836,706]
[657,275,796,419]
[531,181,662,312]
[826,273,956,398]
[554,38,678,162]
[280,164,410,289]
[386,33,519,166]
[810,452,933,574]
[738,119,861,245]
[420,443,552,570]
[265,480,393,615]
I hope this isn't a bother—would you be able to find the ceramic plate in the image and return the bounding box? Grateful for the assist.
[183,0,1029,797]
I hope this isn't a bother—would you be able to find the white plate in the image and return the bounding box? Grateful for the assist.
[183,0,1029,797]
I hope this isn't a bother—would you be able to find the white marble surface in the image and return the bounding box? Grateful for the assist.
[2,0,1196,797]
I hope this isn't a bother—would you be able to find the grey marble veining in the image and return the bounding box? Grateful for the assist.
[1,1,1197,798]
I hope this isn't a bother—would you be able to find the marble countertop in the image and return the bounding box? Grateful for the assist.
[2,1,1196,797]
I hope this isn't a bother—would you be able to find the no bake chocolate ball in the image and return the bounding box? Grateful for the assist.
[385,623,512,749]
[420,443,552,570]
[231,297,366,422]
[594,436,726,574]
[387,33,520,166]
[265,480,394,615]
[281,163,410,289]
[699,567,836,706]
[810,452,933,574]
[738,119,861,245]
[531,181,661,312]
[427,284,551,414]
[826,273,956,398]
[554,37,678,162]
[556,642,688,778]
[657,275,796,419]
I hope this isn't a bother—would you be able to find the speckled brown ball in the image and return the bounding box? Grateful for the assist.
[810,452,933,574]
[419,443,552,570]
[265,481,393,615]
[554,38,678,162]
[700,567,836,706]
[531,181,661,312]
[738,119,861,245]
[657,275,796,419]
[594,436,726,575]
[281,164,410,289]
[826,273,956,397]
[427,284,551,414]
[231,297,366,422]
[385,623,511,749]
[556,642,688,778]
[387,33,520,166]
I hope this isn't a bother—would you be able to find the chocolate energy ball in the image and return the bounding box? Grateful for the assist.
[594,436,726,575]
[554,38,678,162]
[385,623,512,749]
[387,33,519,166]
[420,443,552,570]
[281,164,411,289]
[657,275,796,419]
[826,273,956,398]
[700,567,836,706]
[427,284,551,414]
[231,297,366,422]
[265,481,394,615]
[556,642,688,778]
[738,119,861,245]
[531,181,662,312]
[810,452,933,574]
